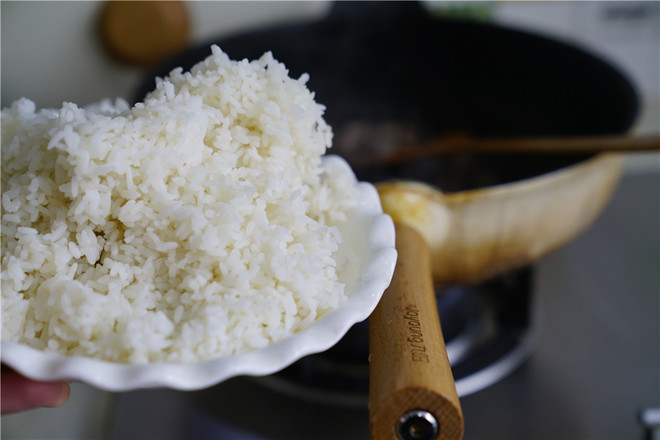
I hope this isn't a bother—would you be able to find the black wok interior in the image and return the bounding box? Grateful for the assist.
[135,1,638,192]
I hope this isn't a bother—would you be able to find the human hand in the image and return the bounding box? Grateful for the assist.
[1,366,70,415]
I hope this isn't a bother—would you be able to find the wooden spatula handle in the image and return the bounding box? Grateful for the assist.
[369,223,463,440]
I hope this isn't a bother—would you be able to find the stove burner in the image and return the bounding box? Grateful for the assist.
[257,267,536,406]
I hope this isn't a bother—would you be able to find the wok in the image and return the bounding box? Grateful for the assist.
[135,2,638,439]
[135,0,638,292]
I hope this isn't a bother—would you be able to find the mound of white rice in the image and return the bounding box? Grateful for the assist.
[1,46,357,364]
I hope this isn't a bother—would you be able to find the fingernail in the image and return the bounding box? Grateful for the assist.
[45,382,70,408]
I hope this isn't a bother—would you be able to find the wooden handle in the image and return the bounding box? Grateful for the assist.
[369,223,463,440]
[99,1,191,67]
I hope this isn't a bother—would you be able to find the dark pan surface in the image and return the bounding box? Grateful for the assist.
[135,1,638,192]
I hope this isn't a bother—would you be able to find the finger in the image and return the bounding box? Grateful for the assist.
[1,370,70,415]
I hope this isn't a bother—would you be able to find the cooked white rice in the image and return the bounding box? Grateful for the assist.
[1,46,357,364]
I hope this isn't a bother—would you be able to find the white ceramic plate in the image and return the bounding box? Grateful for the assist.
[0,155,397,392]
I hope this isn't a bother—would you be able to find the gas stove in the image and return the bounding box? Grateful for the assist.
[258,266,536,407]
